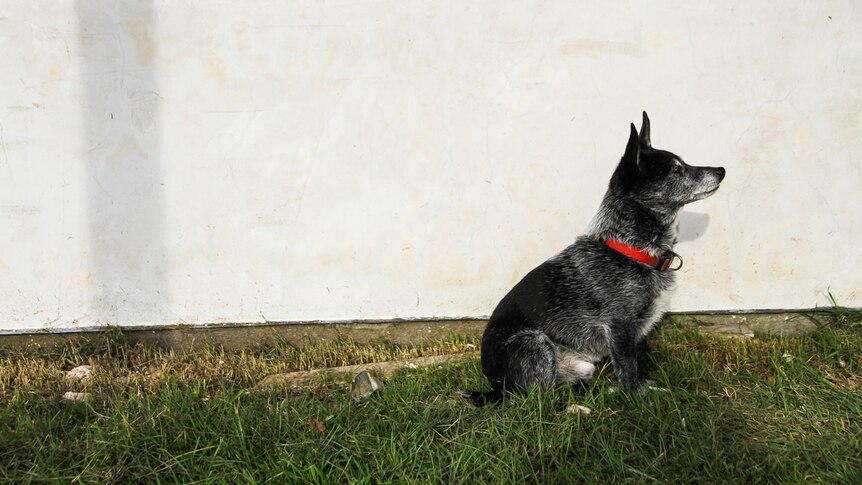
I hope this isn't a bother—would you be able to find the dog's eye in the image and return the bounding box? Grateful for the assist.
[671,163,683,174]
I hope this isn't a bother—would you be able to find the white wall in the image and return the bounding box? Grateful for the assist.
[1,1,860,332]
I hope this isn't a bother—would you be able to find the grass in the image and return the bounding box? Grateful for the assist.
[1,311,861,484]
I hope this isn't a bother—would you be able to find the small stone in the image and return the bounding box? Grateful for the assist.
[566,404,592,415]
[62,391,92,402]
[350,370,383,401]
[65,365,93,381]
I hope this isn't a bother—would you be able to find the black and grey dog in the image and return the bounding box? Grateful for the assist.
[468,112,725,404]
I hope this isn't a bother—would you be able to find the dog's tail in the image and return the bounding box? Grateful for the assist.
[459,389,505,407]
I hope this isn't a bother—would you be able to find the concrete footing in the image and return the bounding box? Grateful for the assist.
[0,319,487,353]
[0,312,827,353]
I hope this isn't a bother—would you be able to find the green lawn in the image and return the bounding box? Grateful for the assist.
[1,312,860,484]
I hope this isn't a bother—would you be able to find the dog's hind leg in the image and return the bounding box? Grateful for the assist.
[500,329,557,389]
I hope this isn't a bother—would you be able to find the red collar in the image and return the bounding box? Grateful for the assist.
[603,238,683,271]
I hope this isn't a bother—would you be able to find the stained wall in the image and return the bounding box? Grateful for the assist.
[1,2,860,331]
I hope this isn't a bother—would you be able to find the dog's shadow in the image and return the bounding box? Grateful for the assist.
[677,211,711,243]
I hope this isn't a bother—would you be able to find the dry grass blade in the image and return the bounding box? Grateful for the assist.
[256,353,475,389]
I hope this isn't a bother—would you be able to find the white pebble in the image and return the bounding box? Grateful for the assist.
[62,391,92,402]
[65,365,92,381]
[566,404,592,415]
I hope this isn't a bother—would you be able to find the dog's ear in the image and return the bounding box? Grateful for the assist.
[639,111,651,148]
[623,123,640,171]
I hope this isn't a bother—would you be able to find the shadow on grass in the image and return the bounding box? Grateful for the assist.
[1,316,861,483]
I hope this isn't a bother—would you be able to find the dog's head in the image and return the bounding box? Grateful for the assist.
[611,112,725,210]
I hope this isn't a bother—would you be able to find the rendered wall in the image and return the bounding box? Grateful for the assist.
[1,1,860,332]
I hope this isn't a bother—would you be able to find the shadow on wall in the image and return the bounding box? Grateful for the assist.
[677,211,710,244]
[77,1,168,325]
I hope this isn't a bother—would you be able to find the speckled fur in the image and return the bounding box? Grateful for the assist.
[474,112,725,400]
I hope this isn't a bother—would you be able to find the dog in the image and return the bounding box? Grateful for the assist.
[467,112,725,404]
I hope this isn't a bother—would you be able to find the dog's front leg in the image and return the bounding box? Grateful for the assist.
[608,323,642,393]
[636,338,651,382]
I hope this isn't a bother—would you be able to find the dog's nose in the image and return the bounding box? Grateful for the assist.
[715,167,726,181]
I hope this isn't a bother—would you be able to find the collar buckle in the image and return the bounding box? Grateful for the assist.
[658,250,683,272]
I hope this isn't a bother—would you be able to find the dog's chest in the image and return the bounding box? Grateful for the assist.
[638,284,675,339]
